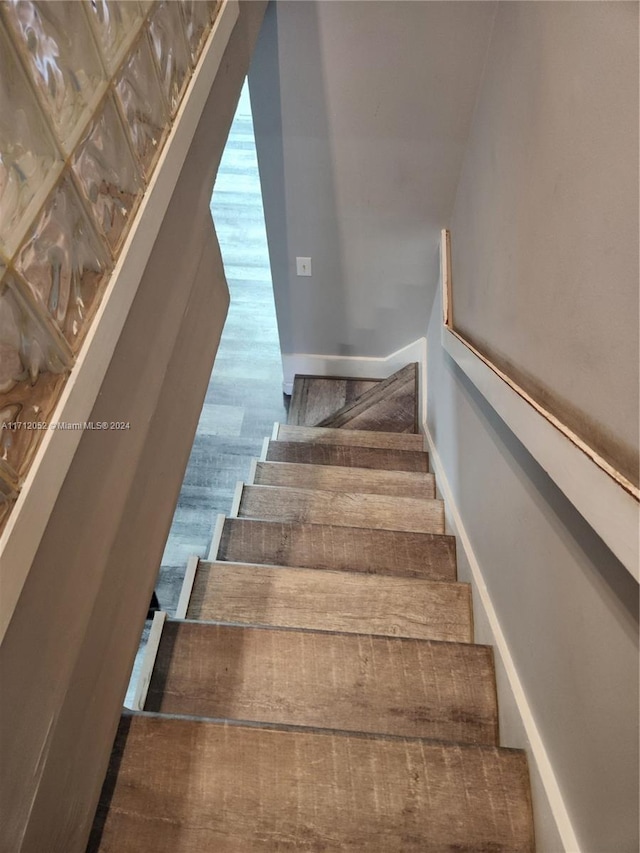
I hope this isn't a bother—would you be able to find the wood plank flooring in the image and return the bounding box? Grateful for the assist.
[187,561,473,642]
[89,715,535,853]
[276,424,424,451]
[236,484,445,534]
[252,460,436,498]
[288,376,379,426]
[216,518,458,581]
[318,363,418,433]
[266,440,429,472]
[145,621,498,744]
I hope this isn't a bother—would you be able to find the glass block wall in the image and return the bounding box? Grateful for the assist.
[0,0,221,531]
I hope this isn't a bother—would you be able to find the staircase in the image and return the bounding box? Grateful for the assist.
[88,364,535,851]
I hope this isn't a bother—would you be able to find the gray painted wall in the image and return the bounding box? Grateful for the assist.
[449,1,639,485]
[428,3,639,850]
[0,4,267,850]
[250,0,496,358]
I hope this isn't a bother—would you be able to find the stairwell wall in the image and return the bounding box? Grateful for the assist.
[0,4,267,852]
[426,4,639,851]
[249,0,496,363]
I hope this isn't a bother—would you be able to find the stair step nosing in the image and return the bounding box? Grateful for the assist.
[163,615,489,651]
[129,709,512,754]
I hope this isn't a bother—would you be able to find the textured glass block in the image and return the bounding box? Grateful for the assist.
[14,174,111,351]
[0,23,63,258]
[0,274,68,477]
[72,95,143,252]
[148,1,191,117]
[0,273,68,392]
[3,1,107,153]
[85,0,145,76]
[115,31,169,178]
[180,0,218,65]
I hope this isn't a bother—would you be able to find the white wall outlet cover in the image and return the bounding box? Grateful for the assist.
[296,257,312,276]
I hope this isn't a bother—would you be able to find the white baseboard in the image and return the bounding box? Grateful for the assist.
[282,338,427,425]
[424,422,579,853]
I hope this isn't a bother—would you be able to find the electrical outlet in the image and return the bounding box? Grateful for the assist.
[296,257,312,276]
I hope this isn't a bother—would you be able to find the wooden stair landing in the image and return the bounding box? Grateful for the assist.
[187,561,473,643]
[89,715,534,853]
[318,363,419,433]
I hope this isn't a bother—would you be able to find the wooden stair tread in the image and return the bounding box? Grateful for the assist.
[266,440,429,472]
[288,376,379,426]
[216,518,457,581]
[253,460,436,499]
[236,484,444,534]
[146,621,497,744]
[187,561,472,643]
[89,715,534,853]
[318,363,418,433]
[275,424,423,451]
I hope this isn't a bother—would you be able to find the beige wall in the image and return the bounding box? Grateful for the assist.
[0,4,266,851]
[428,3,639,850]
[250,0,496,358]
[449,1,639,486]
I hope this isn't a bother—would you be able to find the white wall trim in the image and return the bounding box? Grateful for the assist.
[424,422,582,853]
[130,610,167,712]
[0,0,240,643]
[281,337,427,426]
[175,555,200,620]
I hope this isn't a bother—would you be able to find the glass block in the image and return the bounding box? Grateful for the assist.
[3,1,107,154]
[0,23,63,258]
[115,31,169,178]
[85,0,145,76]
[14,174,111,352]
[0,275,69,477]
[179,0,218,65]
[148,1,191,117]
[72,95,144,252]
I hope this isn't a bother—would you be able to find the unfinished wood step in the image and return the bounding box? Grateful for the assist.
[236,484,444,534]
[266,440,429,472]
[90,715,535,852]
[288,375,379,426]
[318,363,418,433]
[145,621,497,745]
[187,561,472,643]
[217,518,457,581]
[274,423,423,451]
[252,460,436,499]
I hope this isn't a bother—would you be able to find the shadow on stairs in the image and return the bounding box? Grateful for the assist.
[87,363,535,852]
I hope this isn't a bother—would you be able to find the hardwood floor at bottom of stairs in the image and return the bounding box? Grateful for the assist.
[88,715,535,853]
